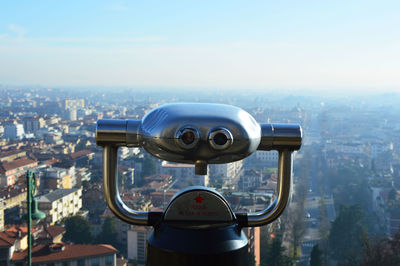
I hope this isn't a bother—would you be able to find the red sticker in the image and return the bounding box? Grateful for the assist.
[194,196,204,203]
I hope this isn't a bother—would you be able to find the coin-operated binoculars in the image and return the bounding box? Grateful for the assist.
[96,103,302,266]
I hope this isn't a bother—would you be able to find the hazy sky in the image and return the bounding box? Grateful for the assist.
[0,1,399,91]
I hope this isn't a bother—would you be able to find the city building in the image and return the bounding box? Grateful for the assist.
[21,116,41,134]
[0,226,65,265]
[40,167,73,190]
[127,226,151,266]
[65,99,85,121]
[160,161,208,187]
[0,227,30,266]
[209,160,243,180]
[0,185,27,226]
[369,141,394,158]
[238,169,263,191]
[65,99,85,111]
[11,244,117,266]
[0,158,38,187]
[0,225,115,266]
[44,132,63,145]
[3,124,24,141]
[0,202,4,231]
[76,167,91,186]
[0,151,27,163]
[69,108,77,121]
[24,188,82,225]
[68,150,94,168]
[244,227,261,266]
[255,150,278,163]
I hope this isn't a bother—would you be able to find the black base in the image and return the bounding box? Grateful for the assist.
[146,223,249,266]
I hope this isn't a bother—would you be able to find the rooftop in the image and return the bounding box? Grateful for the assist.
[0,157,37,173]
[0,227,35,247]
[37,225,66,240]
[12,244,117,263]
[0,184,27,199]
[36,188,80,203]
[69,150,93,160]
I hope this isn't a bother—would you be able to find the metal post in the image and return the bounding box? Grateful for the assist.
[25,171,45,266]
[27,171,32,266]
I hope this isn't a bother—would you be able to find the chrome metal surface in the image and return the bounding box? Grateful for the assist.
[245,150,292,226]
[126,120,141,147]
[103,145,149,225]
[140,103,261,164]
[96,119,128,146]
[258,123,302,151]
[195,160,208,175]
[164,186,234,223]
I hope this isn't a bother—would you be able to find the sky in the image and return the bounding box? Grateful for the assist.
[0,0,399,91]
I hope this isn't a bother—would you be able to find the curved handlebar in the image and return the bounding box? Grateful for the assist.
[103,145,151,225]
[242,149,292,226]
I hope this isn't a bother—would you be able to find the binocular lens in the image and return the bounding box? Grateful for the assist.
[176,127,200,149]
[181,131,196,145]
[208,128,233,150]
[213,133,228,146]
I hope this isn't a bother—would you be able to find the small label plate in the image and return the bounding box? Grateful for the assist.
[164,189,234,222]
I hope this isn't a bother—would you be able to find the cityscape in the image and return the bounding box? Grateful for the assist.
[0,86,399,265]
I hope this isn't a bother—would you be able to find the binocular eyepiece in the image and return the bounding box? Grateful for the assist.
[176,126,233,151]
[176,126,200,149]
[209,127,233,150]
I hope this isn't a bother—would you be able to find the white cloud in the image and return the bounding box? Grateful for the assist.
[0,37,399,90]
[8,24,27,38]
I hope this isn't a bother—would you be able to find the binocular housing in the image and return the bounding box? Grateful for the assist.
[97,103,301,175]
[96,103,302,227]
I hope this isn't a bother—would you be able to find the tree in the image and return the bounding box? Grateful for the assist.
[136,155,157,186]
[363,231,400,266]
[246,252,255,266]
[282,151,308,258]
[261,237,293,266]
[142,156,157,177]
[63,215,93,244]
[328,165,372,211]
[96,216,119,248]
[329,204,366,263]
[310,244,323,266]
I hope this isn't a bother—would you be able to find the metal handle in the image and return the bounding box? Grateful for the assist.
[240,123,301,226]
[103,145,151,225]
[243,149,292,226]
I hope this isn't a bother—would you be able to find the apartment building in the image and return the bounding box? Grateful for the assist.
[41,167,73,190]
[23,188,82,225]
[0,158,38,187]
[127,226,151,266]
[0,185,27,226]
